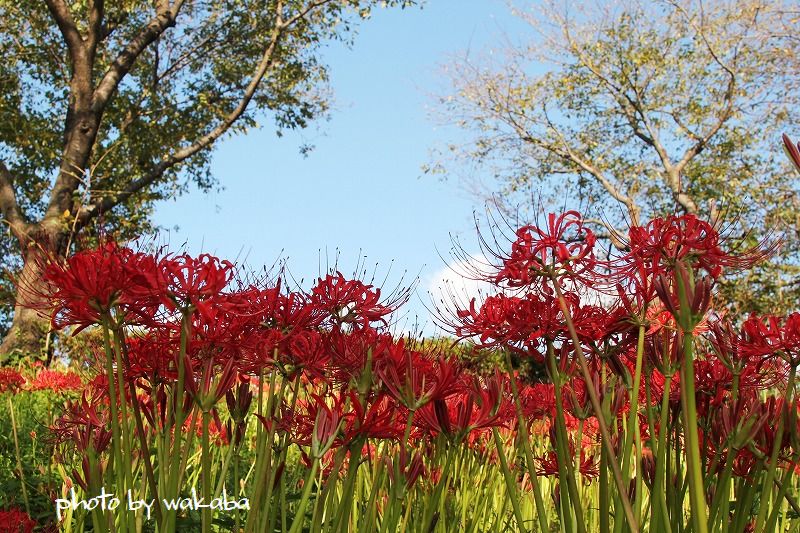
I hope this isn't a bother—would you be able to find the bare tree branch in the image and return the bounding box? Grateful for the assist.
[91,3,183,116]
[560,16,694,214]
[85,0,105,62]
[669,0,740,181]
[77,1,290,227]
[537,107,642,224]
[282,0,334,28]
[43,0,85,63]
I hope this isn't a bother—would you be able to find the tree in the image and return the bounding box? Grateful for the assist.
[0,0,415,361]
[433,0,800,314]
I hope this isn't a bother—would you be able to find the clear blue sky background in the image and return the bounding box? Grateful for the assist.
[152,1,530,334]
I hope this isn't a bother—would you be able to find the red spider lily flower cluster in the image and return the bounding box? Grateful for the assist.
[0,508,37,533]
[0,368,26,393]
[0,366,84,395]
[29,369,83,394]
[439,209,796,486]
[31,242,519,499]
[21,207,799,531]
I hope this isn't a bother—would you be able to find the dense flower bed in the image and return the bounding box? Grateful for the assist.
[2,210,800,532]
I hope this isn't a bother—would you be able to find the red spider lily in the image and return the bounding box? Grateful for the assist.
[415,373,509,439]
[752,397,792,457]
[641,447,656,487]
[225,379,254,446]
[614,261,663,319]
[136,384,183,434]
[243,283,324,334]
[731,448,760,478]
[286,393,340,448]
[39,242,164,332]
[385,448,427,491]
[375,347,462,410]
[740,313,800,366]
[0,508,37,533]
[233,285,323,374]
[338,392,408,443]
[645,369,682,413]
[125,331,178,382]
[494,211,598,287]
[0,368,26,393]
[623,214,772,279]
[653,262,713,333]
[573,300,619,338]
[280,329,331,380]
[326,327,399,388]
[50,391,112,454]
[708,392,771,454]
[310,395,342,458]
[518,382,557,421]
[289,390,408,450]
[692,358,767,418]
[565,373,627,422]
[705,320,786,392]
[310,272,395,327]
[29,369,83,394]
[644,326,685,375]
[537,449,599,480]
[159,253,234,311]
[184,294,256,363]
[182,412,229,446]
[454,292,567,359]
[183,356,238,412]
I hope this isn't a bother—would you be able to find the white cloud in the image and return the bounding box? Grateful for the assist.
[423,253,499,333]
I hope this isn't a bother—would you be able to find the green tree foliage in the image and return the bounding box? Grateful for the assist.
[433,0,800,315]
[0,0,415,360]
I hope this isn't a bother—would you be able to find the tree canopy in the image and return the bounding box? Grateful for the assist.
[0,0,415,358]
[433,0,800,314]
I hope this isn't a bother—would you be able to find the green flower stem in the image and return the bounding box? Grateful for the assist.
[201,409,212,533]
[244,370,282,533]
[115,328,163,526]
[678,332,708,533]
[549,275,639,532]
[708,446,738,533]
[423,444,455,532]
[312,449,346,533]
[503,350,550,533]
[614,326,646,533]
[360,448,386,533]
[765,456,799,532]
[234,446,241,533]
[288,457,320,533]
[108,319,134,515]
[652,374,674,533]
[165,309,192,532]
[599,386,611,533]
[100,316,127,532]
[547,341,585,533]
[632,326,646,525]
[8,395,30,515]
[245,369,274,531]
[729,462,763,533]
[265,372,303,533]
[87,448,107,533]
[333,440,364,532]
[708,381,740,532]
[754,365,796,533]
[492,427,528,533]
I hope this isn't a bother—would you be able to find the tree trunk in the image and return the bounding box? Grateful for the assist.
[0,240,55,364]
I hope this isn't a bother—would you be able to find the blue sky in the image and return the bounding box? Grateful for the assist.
[152,1,530,334]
